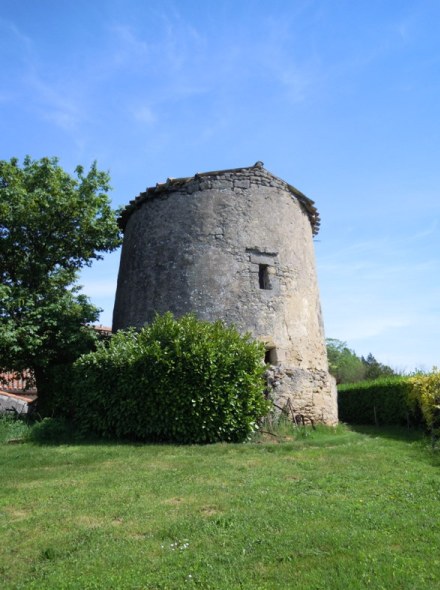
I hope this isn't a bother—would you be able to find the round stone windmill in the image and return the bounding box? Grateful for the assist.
[113,162,337,424]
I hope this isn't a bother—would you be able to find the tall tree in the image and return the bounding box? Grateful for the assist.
[0,156,121,412]
[326,339,396,384]
[326,338,366,384]
[361,353,395,380]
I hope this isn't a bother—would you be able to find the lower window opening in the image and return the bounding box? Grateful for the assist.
[265,347,277,365]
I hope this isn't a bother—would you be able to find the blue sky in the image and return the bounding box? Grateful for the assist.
[1,0,439,371]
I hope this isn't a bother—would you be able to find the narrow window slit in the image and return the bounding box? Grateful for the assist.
[259,264,271,290]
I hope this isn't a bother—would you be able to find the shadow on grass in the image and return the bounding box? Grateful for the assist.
[7,417,438,462]
[347,424,425,443]
[26,417,208,448]
[29,418,102,446]
[0,416,131,447]
[347,424,439,467]
[27,418,164,447]
[29,419,417,446]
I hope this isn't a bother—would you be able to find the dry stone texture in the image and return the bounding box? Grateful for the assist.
[113,163,337,424]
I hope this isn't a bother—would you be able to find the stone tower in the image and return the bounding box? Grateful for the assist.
[113,162,337,424]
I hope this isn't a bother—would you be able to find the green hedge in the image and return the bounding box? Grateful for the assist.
[338,376,422,427]
[65,313,269,444]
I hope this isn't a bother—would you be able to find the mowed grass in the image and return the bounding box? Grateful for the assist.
[0,424,439,589]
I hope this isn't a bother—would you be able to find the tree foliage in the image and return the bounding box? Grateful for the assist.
[0,156,121,411]
[361,353,396,381]
[326,339,366,384]
[326,339,395,384]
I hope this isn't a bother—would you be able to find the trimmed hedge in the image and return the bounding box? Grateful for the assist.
[338,377,421,427]
[66,313,270,444]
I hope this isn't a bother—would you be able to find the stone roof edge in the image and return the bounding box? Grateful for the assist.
[118,162,321,235]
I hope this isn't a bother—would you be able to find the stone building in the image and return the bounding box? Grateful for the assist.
[113,162,337,424]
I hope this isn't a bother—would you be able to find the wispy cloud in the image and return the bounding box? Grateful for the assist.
[1,18,88,145]
[0,18,34,58]
[318,223,440,368]
[26,73,84,131]
[131,104,157,125]
[109,24,150,67]
[262,54,316,103]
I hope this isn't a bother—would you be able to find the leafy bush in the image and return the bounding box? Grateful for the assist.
[29,417,79,444]
[338,376,420,427]
[68,313,269,443]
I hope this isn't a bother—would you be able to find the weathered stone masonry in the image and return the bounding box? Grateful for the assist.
[113,162,338,424]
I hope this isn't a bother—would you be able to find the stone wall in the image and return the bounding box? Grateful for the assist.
[113,163,338,424]
[265,364,337,424]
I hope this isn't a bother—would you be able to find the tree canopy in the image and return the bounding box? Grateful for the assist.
[326,339,396,384]
[0,156,121,411]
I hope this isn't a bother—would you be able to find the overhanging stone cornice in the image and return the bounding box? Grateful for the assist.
[118,162,320,235]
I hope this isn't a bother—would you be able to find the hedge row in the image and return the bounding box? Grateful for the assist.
[55,313,270,444]
[338,377,417,426]
[338,372,440,437]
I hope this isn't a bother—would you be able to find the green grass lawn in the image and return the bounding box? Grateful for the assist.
[0,422,439,589]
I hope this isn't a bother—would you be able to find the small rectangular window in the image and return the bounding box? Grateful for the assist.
[259,264,271,290]
[264,348,277,365]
